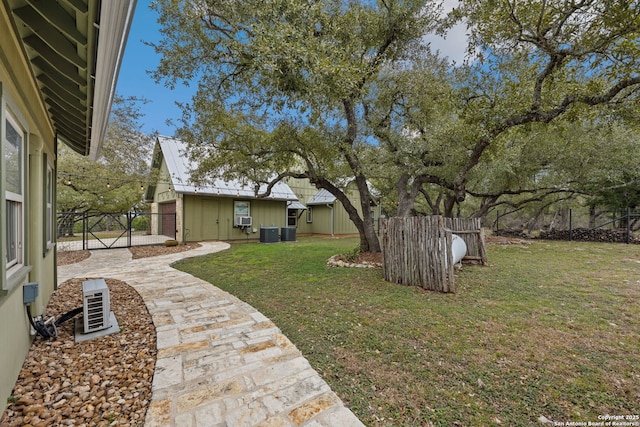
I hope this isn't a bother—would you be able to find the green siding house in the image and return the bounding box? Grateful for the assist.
[148,136,303,242]
[0,0,135,415]
[147,137,382,241]
[286,178,382,237]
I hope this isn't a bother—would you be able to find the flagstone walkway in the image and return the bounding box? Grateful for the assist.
[57,242,364,427]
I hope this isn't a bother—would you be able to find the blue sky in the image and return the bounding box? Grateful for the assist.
[116,0,466,137]
[116,0,192,136]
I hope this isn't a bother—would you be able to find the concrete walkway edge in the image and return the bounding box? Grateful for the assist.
[58,242,365,427]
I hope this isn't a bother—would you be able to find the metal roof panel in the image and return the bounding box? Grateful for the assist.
[306,188,336,205]
[158,136,299,201]
[287,201,307,210]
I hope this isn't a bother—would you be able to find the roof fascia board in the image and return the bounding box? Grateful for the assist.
[88,0,137,160]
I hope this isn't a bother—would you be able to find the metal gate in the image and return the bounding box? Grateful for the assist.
[57,211,177,250]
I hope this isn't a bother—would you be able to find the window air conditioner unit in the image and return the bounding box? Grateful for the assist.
[82,279,111,333]
[235,216,252,227]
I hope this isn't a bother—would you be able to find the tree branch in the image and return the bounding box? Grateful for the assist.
[254,171,308,198]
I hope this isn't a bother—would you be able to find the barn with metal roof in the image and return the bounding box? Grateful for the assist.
[147,136,305,242]
[146,136,382,241]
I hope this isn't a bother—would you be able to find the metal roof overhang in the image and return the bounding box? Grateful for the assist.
[306,188,336,205]
[287,201,307,210]
[5,0,136,159]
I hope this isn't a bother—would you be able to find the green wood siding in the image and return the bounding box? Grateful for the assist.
[309,205,334,234]
[0,11,58,414]
[183,196,219,241]
[183,195,289,241]
[153,160,176,203]
[286,178,317,235]
[286,177,367,235]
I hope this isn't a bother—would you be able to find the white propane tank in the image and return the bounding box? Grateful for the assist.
[451,234,467,265]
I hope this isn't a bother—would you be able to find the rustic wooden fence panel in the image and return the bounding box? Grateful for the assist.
[381,216,455,293]
[444,217,488,265]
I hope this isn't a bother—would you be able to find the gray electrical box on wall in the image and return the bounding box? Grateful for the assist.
[23,283,39,304]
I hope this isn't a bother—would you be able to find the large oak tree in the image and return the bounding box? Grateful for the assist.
[149,0,444,252]
[57,96,154,219]
[150,0,639,251]
[385,0,640,217]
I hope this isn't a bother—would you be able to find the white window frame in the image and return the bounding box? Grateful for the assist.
[306,207,313,223]
[45,158,54,249]
[234,200,250,217]
[4,112,25,273]
[233,200,252,228]
[234,200,250,227]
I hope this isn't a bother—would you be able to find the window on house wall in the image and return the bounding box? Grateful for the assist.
[4,113,24,271]
[306,207,313,223]
[234,200,250,226]
[287,209,297,227]
[45,160,54,248]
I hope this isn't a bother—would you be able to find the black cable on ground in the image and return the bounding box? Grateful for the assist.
[54,306,83,326]
[26,304,57,339]
[26,305,83,339]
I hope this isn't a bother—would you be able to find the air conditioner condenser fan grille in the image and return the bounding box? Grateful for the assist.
[82,280,111,333]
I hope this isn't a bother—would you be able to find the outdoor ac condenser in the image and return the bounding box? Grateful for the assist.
[82,279,111,333]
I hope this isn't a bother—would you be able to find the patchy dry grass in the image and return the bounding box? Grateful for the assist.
[174,238,640,426]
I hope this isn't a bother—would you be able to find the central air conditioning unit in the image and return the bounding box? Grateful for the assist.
[235,216,252,227]
[82,279,111,333]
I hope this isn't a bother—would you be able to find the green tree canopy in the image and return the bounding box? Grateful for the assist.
[150,0,640,248]
[57,95,155,216]
[150,0,444,252]
[370,0,640,217]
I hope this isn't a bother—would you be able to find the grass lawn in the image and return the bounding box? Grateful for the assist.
[173,237,640,426]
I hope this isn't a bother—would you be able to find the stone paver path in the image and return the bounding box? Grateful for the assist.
[58,242,364,427]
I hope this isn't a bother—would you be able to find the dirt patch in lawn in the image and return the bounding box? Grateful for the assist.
[330,251,383,268]
[353,252,383,264]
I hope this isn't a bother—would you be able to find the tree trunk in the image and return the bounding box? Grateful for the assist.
[443,192,456,217]
[589,205,597,228]
[355,175,381,253]
[317,178,381,253]
[338,97,381,252]
[343,196,380,252]
[618,209,629,229]
[396,175,414,217]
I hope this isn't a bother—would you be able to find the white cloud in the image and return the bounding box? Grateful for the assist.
[425,22,468,65]
[423,0,469,66]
